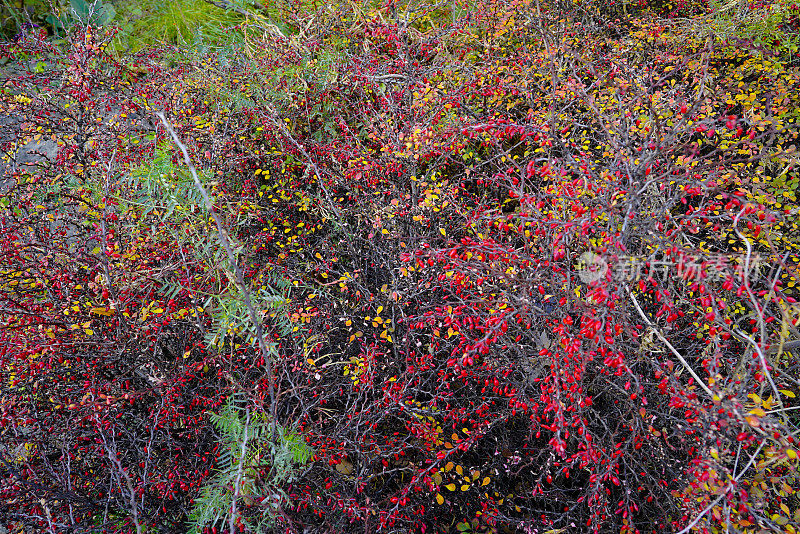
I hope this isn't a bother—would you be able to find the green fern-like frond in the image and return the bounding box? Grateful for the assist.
[122,143,211,222]
[187,396,314,534]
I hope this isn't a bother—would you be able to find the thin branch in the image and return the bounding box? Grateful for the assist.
[229,408,251,534]
[156,113,279,436]
[767,339,800,355]
[676,440,766,534]
[733,328,782,404]
[732,206,782,406]
[629,289,715,399]
[96,423,142,534]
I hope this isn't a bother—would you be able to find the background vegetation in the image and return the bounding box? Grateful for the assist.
[1,0,799,532]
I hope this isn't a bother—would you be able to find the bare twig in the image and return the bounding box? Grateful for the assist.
[732,206,782,405]
[629,289,715,399]
[95,422,142,534]
[676,440,766,534]
[156,112,279,436]
[229,408,251,534]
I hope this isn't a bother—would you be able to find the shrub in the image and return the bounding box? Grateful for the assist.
[1,1,798,533]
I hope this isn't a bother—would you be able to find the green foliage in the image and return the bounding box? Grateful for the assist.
[0,0,50,37]
[0,0,114,39]
[204,275,292,351]
[123,144,291,351]
[111,0,246,53]
[0,0,115,38]
[685,0,800,59]
[187,396,313,534]
[122,144,209,223]
[46,0,116,35]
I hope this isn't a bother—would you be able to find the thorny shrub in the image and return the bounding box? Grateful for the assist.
[1,0,799,533]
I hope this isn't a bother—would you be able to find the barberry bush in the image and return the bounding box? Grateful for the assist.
[1,0,798,533]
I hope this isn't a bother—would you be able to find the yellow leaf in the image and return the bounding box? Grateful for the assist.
[455,465,463,475]
[460,484,470,491]
[780,389,796,398]
[445,483,456,491]
[482,477,490,486]
[787,449,798,460]
[90,306,115,316]
[749,407,766,417]
[436,493,444,505]
[439,228,446,236]
[773,514,789,526]
[445,462,454,472]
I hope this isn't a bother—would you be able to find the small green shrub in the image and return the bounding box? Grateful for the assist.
[187,396,313,534]
[111,0,246,53]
